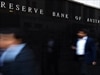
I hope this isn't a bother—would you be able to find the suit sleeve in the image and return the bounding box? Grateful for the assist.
[90,39,97,62]
[16,49,37,75]
[20,55,36,75]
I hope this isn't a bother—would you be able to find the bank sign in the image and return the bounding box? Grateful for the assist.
[0,1,100,24]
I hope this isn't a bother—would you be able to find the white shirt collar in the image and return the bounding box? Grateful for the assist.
[78,36,88,40]
[82,36,88,40]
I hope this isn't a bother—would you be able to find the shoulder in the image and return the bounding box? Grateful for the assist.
[21,45,34,54]
[87,37,94,41]
[87,37,96,44]
[16,45,35,61]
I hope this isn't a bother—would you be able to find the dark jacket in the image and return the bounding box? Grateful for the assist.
[74,37,97,64]
[85,37,96,63]
[0,46,36,75]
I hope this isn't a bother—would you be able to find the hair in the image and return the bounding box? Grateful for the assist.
[78,29,89,35]
[0,27,25,42]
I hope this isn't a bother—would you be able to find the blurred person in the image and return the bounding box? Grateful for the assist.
[43,35,60,75]
[0,28,36,75]
[71,29,97,75]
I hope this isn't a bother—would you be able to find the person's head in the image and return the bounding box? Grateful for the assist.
[77,29,89,38]
[0,28,25,49]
